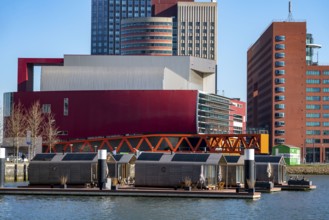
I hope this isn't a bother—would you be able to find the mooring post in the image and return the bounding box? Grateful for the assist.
[0,148,5,188]
[244,149,255,190]
[98,149,107,190]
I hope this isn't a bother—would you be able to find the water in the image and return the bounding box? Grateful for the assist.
[1,176,329,220]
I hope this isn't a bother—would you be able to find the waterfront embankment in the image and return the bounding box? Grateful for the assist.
[286,164,329,175]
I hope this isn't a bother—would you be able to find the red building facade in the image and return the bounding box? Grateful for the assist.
[247,21,329,162]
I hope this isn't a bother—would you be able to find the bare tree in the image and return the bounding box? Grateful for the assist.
[43,113,60,153]
[4,102,26,162]
[26,101,44,159]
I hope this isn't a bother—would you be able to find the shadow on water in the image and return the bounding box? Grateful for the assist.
[1,176,329,220]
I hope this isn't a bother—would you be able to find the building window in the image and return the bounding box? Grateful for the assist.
[275,95,285,101]
[323,122,329,127]
[275,61,285,67]
[306,138,320,143]
[306,113,320,118]
[323,105,329,110]
[323,114,329,118]
[306,70,320,75]
[306,130,320,135]
[275,35,285,41]
[275,121,285,127]
[275,70,285,75]
[275,87,285,93]
[306,79,320,84]
[275,138,285,144]
[323,130,329,135]
[306,104,321,110]
[306,122,320,127]
[42,104,51,113]
[275,78,285,84]
[275,112,285,118]
[306,87,320,92]
[275,53,285,58]
[323,80,329,84]
[323,96,329,101]
[306,96,321,101]
[275,44,285,50]
[64,98,69,116]
[275,130,285,135]
[324,88,329,92]
[323,70,329,75]
[275,104,285,110]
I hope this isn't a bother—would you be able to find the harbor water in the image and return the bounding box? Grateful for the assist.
[0,175,328,220]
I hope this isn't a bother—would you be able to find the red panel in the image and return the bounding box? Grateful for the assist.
[152,0,194,17]
[17,58,64,92]
[13,90,198,140]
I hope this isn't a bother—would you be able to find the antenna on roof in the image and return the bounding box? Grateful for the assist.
[287,0,294,21]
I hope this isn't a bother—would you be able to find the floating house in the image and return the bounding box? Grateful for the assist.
[28,153,100,186]
[135,152,225,188]
[255,155,287,185]
[107,154,136,184]
[221,155,244,187]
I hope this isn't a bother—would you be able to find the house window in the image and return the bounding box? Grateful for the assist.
[42,104,51,113]
[64,98,69,116]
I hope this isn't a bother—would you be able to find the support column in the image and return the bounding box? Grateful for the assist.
[0,148,5,188]
[244,149,255,189]
[98,149,107,190]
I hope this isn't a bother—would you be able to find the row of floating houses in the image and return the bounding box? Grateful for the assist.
[28,152,286,188]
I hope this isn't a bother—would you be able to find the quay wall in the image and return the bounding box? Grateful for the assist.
[286,164,329,175]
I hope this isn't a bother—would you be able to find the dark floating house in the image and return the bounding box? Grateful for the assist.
[255,155,287,185]
[107,154,136,184]
[135,152,226,188]
[28,153,99,186]
[221,155,245,187]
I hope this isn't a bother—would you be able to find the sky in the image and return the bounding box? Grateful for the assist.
[0,0,329,107]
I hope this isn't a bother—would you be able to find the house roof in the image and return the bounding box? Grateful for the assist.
[136,152,222,165]
[255,155,285,164]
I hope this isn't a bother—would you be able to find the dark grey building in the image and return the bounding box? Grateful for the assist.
[91,0,152,55]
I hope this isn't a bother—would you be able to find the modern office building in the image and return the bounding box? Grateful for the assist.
[176,2,217,60]
[91,0,152,55]
[91,0,217,60]
[120,17,173,55]
[247,21,329,162]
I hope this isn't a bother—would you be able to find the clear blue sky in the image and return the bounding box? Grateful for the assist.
[0,0,329,107]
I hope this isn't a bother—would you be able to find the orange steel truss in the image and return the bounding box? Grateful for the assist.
[47,133,269,154]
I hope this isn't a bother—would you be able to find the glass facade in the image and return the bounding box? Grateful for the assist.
[197,92,230,134]
[91,0,151,55]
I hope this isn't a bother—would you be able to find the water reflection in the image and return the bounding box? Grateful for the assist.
[0,176,329,220]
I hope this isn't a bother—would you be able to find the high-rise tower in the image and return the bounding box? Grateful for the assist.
[247,21,329,162]
[91,0,152,55]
